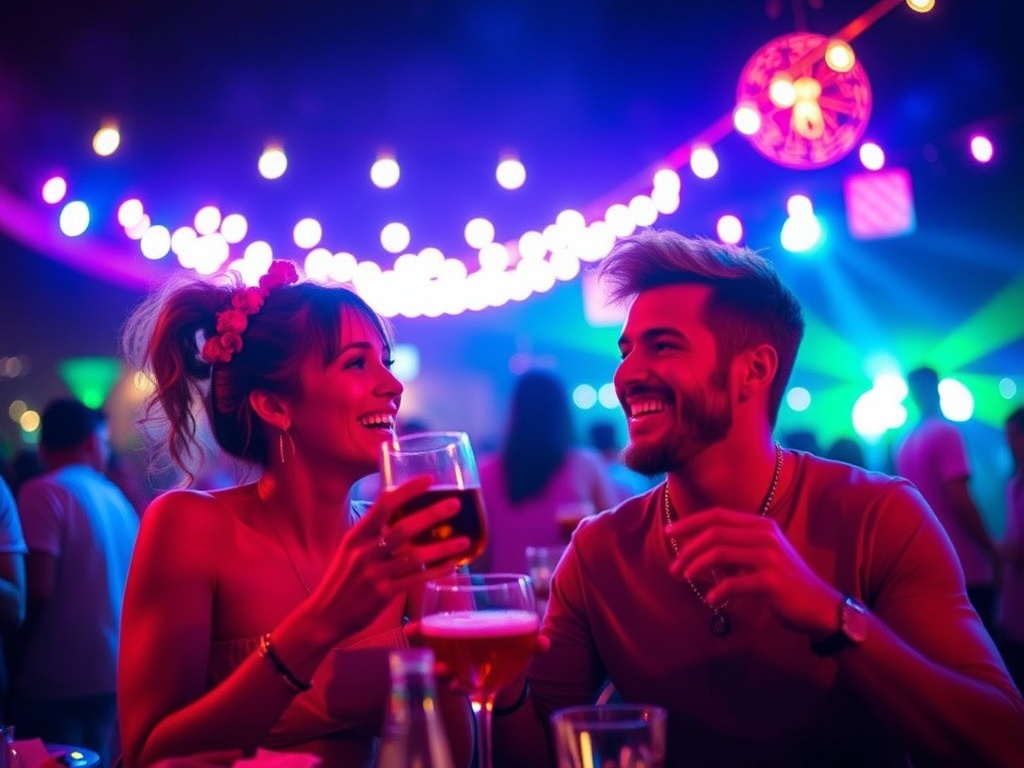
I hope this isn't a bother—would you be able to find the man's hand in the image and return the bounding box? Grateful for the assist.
[667,508,842,637]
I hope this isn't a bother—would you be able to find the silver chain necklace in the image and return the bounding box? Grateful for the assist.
[258,484,314,597]
[663,442,783,638]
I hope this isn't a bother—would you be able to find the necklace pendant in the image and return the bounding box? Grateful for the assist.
[709,611,731,637]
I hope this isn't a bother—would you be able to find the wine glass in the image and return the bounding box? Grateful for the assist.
[525,545,565,614]
[380,431,487,567]
[551,704,667,768]
[420,573,539,768]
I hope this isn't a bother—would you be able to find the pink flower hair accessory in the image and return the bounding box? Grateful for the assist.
[201,260,300,366]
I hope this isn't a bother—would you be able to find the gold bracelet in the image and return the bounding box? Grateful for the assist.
[258,633,312,692]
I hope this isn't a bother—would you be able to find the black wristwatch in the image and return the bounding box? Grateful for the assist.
[811,595,868,657]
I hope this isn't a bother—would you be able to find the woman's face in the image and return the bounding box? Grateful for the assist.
[288,306,403,475]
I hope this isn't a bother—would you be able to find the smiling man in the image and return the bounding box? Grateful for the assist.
[492,229,1024,768]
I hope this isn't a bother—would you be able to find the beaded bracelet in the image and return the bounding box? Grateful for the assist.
[493,681,529,717]
[258,633,312,693]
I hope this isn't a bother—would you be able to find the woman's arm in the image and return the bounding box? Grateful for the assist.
[118,491,332,767]
[121,480,472,768]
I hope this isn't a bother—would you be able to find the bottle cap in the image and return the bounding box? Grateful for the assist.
[390,647,435,677]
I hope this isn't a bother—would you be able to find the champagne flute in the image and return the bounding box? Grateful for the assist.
[420,573,539,768]
[380,431,487,567]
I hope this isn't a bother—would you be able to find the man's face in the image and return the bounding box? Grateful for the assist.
[613,283,732,475]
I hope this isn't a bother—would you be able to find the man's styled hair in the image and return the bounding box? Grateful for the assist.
[597,229,805,426]
[40,398,106,451]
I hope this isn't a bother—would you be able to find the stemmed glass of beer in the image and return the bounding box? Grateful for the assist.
[420,573,539,768]
[380,431,487,566]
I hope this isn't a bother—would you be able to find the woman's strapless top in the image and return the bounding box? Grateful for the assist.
[207,624,408,761]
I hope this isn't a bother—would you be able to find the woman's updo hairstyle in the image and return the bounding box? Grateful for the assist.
[123,266,392,481]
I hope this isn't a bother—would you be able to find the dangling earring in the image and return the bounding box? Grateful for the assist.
[278,428,295,464]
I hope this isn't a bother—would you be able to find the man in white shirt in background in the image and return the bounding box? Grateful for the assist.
[896,366,999,634]
[13,398,139,766]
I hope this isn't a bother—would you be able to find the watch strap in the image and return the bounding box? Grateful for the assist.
[811,595,865,657]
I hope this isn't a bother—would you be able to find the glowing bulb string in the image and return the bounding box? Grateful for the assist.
[26,0,923,306]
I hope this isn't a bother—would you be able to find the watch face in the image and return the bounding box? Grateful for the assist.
[841,598,869,644]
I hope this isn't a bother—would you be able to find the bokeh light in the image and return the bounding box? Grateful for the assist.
[780,216,823,253]
[716,214,744,244]
[906,0,935,12]
[293,218,323,249]
[258,145,288,180]
[59,201,90,237]
[41,176,67,204]
[572,384,598,410]
[938,377,974,422]
[117,199,145,229]
[825,39,855,72]
[465,218,495,249]
[496,157,526,190]
[690,146,719,179]
[769,75,796,108]
[859,142,886,171]
[8,400,27,421]
[733,102,761,135]
[220,213,248,244]
[371,155,400,188]
[194,206,222,236]
[92,124,121,157]
[381,222,411,254]
[970,135,994,163]
[19,410,41,433]
[597,383,618,409]
[140,225,171,260]
[786,386,812,412]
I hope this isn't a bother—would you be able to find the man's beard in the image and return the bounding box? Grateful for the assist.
[623,379,732,476]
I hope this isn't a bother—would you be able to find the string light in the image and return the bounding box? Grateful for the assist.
[32,0,981,319]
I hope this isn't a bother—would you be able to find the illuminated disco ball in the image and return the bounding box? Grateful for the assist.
[736,32,872,169]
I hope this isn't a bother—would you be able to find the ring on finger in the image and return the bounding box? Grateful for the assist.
[377,534,391,556]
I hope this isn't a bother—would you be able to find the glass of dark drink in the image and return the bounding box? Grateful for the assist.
[379,431,487,567]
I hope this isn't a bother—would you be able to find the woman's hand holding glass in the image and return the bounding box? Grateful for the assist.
[379,431,488,567]
[311,475,471,638]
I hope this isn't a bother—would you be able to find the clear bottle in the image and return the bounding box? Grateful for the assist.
[377,647,456,768]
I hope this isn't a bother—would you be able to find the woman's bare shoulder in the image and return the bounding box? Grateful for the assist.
[140,484,254,543]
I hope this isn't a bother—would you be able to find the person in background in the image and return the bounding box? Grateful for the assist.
[998,406,1024,692]
[118,261,473,768]
[0,475,26,718]
[8,449,44,497]
[106,450,152,517]
[587,419,659,503]
[896,366,999,634]
[491,230,1024,767]
[13,398,139,767]
[780,428,821,455]
[825,436,867,469]
[477,369,617,574]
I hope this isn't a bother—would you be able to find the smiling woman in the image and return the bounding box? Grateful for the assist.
[114,262,475,768]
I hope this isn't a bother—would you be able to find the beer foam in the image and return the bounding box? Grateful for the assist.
[421,609,539,637]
